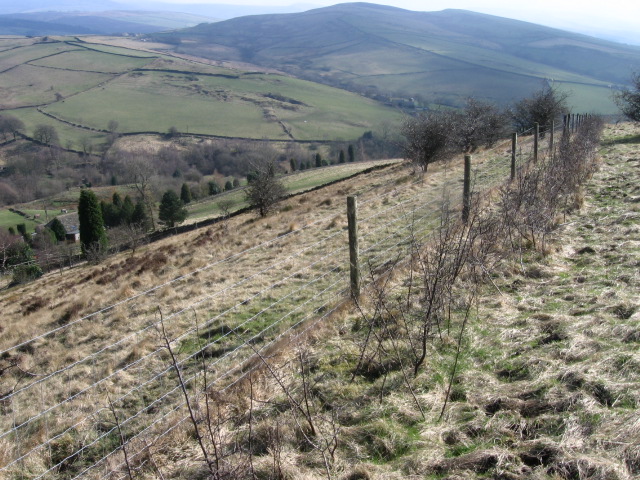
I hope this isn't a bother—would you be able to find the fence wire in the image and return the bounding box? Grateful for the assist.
[0,128,561,479]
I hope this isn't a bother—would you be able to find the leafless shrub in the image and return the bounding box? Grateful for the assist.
[497,116,603,254]
[614,71,640,122]
[84,241,108,265]
[156,309,254,479]
[452,98,509,153]
[511,84,569,135]
[401,110,457,173]
[249,345,342,479]
[107,223,148,257]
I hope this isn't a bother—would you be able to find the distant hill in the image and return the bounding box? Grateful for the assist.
[156,2,640,113]
[0,10,216,35]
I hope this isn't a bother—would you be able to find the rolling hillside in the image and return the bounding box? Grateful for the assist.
[0,36,403,149]
[157,2,640,113]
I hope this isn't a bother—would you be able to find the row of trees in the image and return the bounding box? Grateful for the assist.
[73,159,284,260]
[401,86,569,172]
[401,74,640,174]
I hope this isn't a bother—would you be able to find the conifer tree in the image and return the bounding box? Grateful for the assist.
[348,144,355,162]
[131,198,149,228]
[121,195,135,224]
[78,189,107,255]
[49,217,66,242]
[245,159,286,217]
[112,192,122,208]
[159,190,187,228]
[208,181,221,196]
[180,183,192,204]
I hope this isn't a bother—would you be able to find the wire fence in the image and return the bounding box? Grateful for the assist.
[0,125,561,479]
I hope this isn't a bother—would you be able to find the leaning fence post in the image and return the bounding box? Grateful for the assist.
[347,195,360,299]
[511,132,517,181]
[462,154,471,223]
[533,122,539,163]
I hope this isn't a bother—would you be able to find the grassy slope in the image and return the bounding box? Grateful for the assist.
[242,124,639,479]
[0,209,39,233]
[0,133,512,480]
[164,123,637,480]
[145,124,639,479]
[167,3,640,112]
[0,125,636,479]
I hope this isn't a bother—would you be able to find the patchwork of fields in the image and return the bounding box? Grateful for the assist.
[0,37,403,152]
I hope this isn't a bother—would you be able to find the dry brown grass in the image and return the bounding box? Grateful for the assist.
[1,124,634,479]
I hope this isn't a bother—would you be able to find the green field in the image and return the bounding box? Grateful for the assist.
[186,160,398,221]
[556,82,620,114]
[0,41,74,71]
[5,107,109,150]
[69,42,159,58]
[0,209,41,233]
[30,48,157,73]
[0,64,111,108]
[42,70,403,140]
[0,37,403,146]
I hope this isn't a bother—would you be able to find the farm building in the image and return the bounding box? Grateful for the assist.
[45,213,80,242]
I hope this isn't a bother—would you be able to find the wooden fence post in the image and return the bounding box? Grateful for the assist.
[347,195,360,299]
[511,132,517,181]
[462,155,471,223]
[533,122,539,163]
[549,121,554,161]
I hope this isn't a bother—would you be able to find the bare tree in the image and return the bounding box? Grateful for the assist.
[511,84,569,134]
[107,222,148,257]
[615,72,640,122]
[126,153,157,230]
[33,124,59,146]
[453,98,508,153]
[217,198,234,233]
[80,136,94,157]
[0,115,24,141]
[245,159,286,217]
[0,229,20,272]
[401,110,456,173]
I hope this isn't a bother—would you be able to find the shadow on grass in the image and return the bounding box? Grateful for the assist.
[603,134,640,145]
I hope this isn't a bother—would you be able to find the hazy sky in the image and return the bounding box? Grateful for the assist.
[144,0,640,44]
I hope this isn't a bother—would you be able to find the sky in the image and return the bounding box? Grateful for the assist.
[143,0,640,44]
